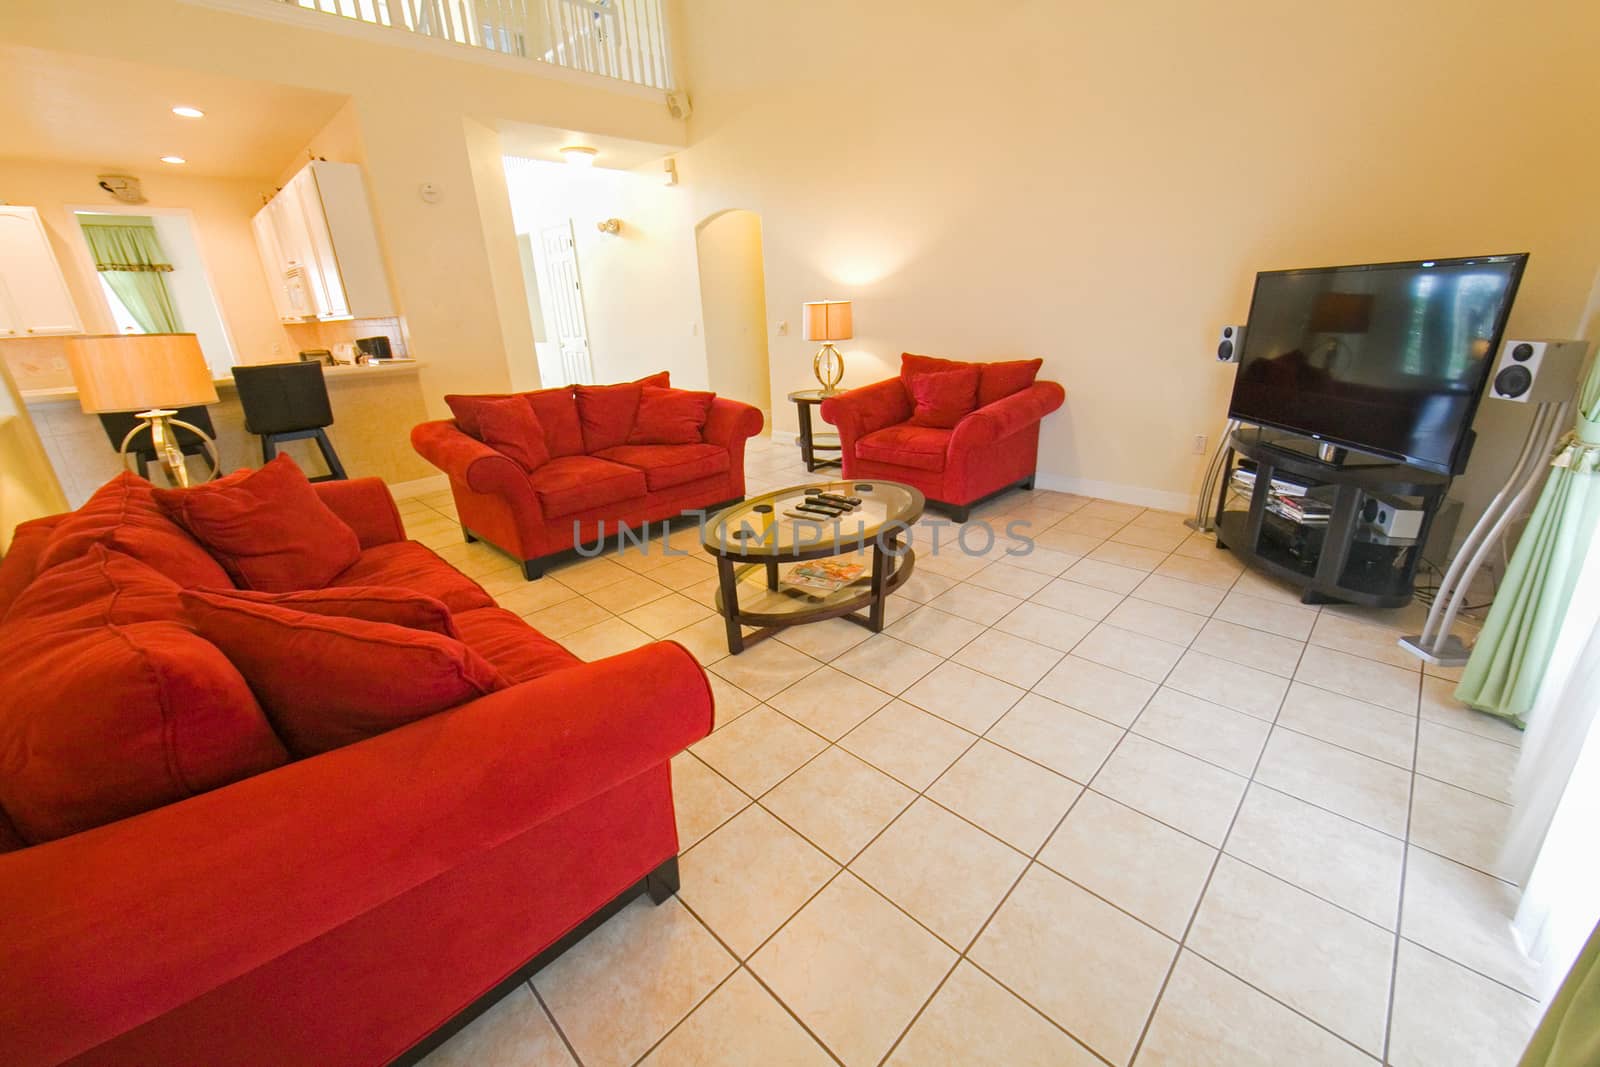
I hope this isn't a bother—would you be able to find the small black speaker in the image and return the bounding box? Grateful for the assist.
[1217,324,1245,363]
[1487,339,1588,403]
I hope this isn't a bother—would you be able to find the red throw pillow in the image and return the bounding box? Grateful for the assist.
[476,395,551,472]
[901,352,1044,406]
[201,586,460,638]
[36,471,234,590]
[575,383,645,452]
[444,393,514,439]
[908,367,981,428]
[182,589,510,757]
[523,387,585,457]
[628,386,715,445]
[0,547,287,844]
[152,455,361,593]
[976,358,1044,405]
[634,371,671,388]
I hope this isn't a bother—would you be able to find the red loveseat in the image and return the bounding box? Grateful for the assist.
[0,473,713,1067]
[411,374,764,579]
[821,354,1066,520]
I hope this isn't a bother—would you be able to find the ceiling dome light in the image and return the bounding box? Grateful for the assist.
[559,145,598,167]
[172,106,205,119]
[160,156,187,165]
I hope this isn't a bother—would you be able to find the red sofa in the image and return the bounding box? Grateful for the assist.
[411,376,764,579]
[821,354,1066,520]
[0,473,713,1067]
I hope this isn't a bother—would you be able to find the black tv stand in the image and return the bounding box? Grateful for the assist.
[1213,429,1450,608]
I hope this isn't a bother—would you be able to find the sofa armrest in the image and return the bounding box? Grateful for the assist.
[411,420,535,500]
[0,640,712,1067]
[312,477,405,549]
[951,381,1066,449]
[702,396,764,448]
[820,378,913,453]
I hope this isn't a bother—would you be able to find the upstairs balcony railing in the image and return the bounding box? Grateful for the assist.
[281,0,675,90]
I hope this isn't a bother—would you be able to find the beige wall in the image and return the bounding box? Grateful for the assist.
[506,156,710,387]
[4,0,686,415]
[0,360,67,550]
[674,0,1600,511]
[696,208,771,412]
[0,154,294,389]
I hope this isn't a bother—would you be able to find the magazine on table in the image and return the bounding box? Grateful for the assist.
[786,559,866,592]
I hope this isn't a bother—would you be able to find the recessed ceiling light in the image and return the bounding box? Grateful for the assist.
[559,145,598,167]
[160,156,187,165]
[172,106,205,119]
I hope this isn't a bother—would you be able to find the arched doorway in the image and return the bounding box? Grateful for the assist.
[695,209,771,417]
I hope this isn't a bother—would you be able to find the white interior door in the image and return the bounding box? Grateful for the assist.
[538,221,594,386]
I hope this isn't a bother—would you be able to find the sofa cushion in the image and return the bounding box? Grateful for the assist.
[856,423,952,472]
[36,472,233,590]
[574,383,644,453]
[182,589,509,757]
[593,444,730,491]
[528,456,649,518]
[628,386,715,445]
[901,352,1044,406]
[200,586,460,638]
[326,541,495,614]
[453,606,581,682]
[907,367,980,428]
[0,547,287,844]
[444,392,514,439]
[153,455,361,593]
[0,517,61,619]
[476,395,551,473]
[524,387,586,458]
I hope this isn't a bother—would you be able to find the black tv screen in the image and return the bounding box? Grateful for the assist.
[1228,254,1527,474]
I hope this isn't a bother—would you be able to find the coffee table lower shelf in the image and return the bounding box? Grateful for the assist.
[711,548,916,654]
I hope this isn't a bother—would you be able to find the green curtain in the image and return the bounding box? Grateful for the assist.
[79,218,183,334]
[1520,921,1600,1067]
[1457,350,1600,723]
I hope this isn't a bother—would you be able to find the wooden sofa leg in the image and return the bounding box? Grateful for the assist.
[461,525,478,544]
[521,559,544,581]
[645,857,680,903]
[948,505,971,523]
[1019,475,1036,491]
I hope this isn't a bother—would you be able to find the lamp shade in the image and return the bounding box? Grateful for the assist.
[803,300,853,342]
[65,334,218,414]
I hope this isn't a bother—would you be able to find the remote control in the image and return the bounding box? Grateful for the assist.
[800,500,851,515]
[816,493,862,507]
[785,509,828,520]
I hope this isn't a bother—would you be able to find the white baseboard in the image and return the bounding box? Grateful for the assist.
[1034,473,1193,515]
[769,430,798,447]
[387,473,449,499]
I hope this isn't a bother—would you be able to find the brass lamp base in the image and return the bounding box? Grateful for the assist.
[119,408,220,488]
[813,342,845,395]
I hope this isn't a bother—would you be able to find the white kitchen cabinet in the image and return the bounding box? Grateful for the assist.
[0,206,83,336]
[251,161,394,322]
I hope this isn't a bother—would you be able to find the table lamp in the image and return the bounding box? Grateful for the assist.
[65,333,220,487]
[803,299,852,394]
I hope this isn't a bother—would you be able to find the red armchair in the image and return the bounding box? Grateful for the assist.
[821,357,1065,520]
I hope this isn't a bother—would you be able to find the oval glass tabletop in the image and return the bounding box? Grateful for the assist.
[702,481,925,559]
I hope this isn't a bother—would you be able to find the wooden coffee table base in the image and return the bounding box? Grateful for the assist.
[712,531,915,655]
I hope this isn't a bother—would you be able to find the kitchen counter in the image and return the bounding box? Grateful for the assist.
[23,360,435,506]
[18,359,423,402]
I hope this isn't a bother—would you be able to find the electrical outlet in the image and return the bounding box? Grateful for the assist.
[1192,434,1208,455]
[776,320,789,336]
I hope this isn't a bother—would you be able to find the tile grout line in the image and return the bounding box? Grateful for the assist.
[1381,669,1427,1065]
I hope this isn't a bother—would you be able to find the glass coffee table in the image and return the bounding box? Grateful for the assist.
[701,481,925,654]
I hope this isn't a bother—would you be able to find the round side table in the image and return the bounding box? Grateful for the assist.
[787,389,843,472]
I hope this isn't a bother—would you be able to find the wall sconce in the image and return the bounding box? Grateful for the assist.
[596,218,622,235]
[560,145,598,167]
[663,158,679,186]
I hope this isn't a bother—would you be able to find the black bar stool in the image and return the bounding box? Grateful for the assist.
[230,362,348,481]
[98,406,218,485]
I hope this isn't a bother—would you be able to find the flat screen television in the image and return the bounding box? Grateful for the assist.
[1228,253,1528,475]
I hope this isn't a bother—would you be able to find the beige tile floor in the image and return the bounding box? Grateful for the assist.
[402,436,1539,1067]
